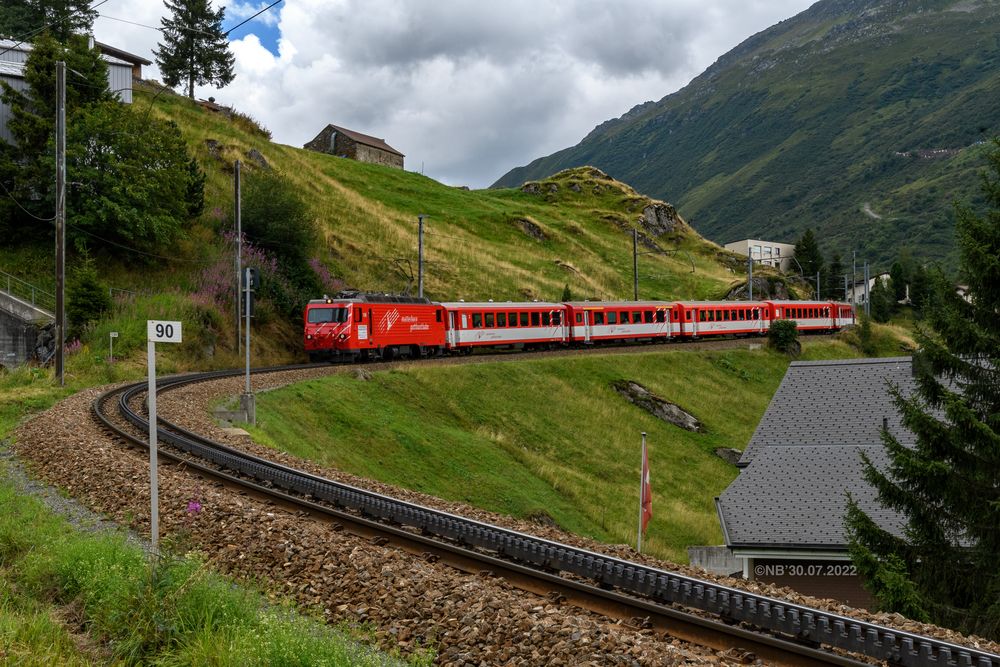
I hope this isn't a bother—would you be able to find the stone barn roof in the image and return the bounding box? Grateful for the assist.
[324,124,404,157]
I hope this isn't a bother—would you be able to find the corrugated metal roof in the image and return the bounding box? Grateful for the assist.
[327,124,404,157]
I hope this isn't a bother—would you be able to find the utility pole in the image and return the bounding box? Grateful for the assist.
[852,251,857,305]
[55,61,66,386]
[747,248,753,301]
[632,229,639,301]
[864,262,871,317]
[234,160,241,353]
[816,271,820,301]
[843,275,849,302]
[417,214,425,298]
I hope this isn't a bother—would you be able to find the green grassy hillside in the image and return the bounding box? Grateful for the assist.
[243,339,868,564]
[493,0,1000,267]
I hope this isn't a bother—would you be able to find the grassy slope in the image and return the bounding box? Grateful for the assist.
[493,0,1000,267]
[148,86,738,306]
[244,338,871,564]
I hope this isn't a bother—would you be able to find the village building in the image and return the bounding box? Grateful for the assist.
[304,124,404,169]
[0,38,149,145]
[724,238,796,272]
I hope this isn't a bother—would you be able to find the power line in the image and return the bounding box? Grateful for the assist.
[0,179,55,221]
[66,223,224,265]
[97,13,216,38]
[224,0,285,36]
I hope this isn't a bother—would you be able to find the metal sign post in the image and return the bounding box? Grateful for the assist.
[146,320,182,555]
[241,267,257,425]
[109,331,118,362]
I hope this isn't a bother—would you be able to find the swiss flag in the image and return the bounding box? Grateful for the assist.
[641,443,652,534]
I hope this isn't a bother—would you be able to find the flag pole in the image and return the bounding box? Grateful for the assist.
[637,431,646,554]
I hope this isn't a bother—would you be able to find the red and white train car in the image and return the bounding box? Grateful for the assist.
[563,301,672,344]
[672,301,770,338]
[439,302,568,352]
[767,300,854,332]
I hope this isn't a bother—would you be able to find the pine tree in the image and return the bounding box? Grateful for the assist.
[154,0,235,99]
[0,1,96,41]
[827,252,844,300]
[846,140,1000,639]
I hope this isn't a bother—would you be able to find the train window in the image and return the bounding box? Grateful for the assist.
[633,311,642,323]
[509,311,517,326]
[608,311,618,324]
[699,311,707,322]
[722,311,729,322]
[497,312,507,327]
[553,312,561,325]
[472,313,482,328]
[436,310,442,322]
[576,313,583,324]
[485,313,494,327]
[542,312,551,326]
[531,312,540,326]
[594,312,605,325]
[686,311,691,321]
[653,311,662,323]
[618,312,627,324]
[356,307,363,320]
[307,308,334,324]
[739,310,746,321]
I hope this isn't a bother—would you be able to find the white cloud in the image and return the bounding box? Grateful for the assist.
[93,0,817,188]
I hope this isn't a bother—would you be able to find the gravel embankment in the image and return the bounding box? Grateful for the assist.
[10,363,1000,663]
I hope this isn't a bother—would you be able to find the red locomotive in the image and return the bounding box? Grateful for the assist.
[304,293,855,362]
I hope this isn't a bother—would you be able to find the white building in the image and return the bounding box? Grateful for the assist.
[724,238,796,272]
[0,38,150,145]
[846,272,890,305]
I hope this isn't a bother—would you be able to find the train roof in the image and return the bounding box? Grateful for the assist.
[563,301,671,308]
[439,301,564,308]
[308,293,432,305]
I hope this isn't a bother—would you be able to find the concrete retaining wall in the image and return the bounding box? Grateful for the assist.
[687,545,743,577]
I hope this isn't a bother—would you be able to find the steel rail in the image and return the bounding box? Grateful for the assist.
[96,367,1000,667]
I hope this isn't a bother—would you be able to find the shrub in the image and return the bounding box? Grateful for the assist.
[768,318,800,354]
[67,256,112,340]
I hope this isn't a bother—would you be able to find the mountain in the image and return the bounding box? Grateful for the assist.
[492,0,1000,267]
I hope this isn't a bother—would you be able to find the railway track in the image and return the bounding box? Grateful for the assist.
[92,363,1000,667]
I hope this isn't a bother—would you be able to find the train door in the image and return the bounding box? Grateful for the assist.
[752,306,765,335]
[447,311,458,348]
[583,310,592,343]
[691,308,699,336]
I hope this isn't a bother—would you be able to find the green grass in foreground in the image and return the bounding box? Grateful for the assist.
[0,466,431,666]
[246,340,865,563]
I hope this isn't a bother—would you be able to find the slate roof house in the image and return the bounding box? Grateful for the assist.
[0,38,149,145]
[304,124,404,169]
[715,357,916,607]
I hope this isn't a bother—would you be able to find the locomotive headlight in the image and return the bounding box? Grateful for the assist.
[306,334,313,340]
[338,333,348,341]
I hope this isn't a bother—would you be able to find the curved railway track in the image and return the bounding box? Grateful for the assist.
[92,363,1000,667]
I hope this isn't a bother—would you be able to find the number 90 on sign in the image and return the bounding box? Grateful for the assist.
[147,320,182,343]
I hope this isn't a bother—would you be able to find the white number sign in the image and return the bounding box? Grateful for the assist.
[147,320,182,343]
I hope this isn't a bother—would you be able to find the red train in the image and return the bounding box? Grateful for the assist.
[304,292,855,362]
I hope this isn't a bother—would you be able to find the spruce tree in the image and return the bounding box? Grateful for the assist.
[154,0,235,99]
[846,140,1000,639]
[793,228,824,290]
[827,252,844,299]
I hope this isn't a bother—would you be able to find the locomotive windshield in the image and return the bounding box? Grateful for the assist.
[308,307,348,324]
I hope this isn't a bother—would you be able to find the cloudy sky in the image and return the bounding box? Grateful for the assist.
[93,0,816,188]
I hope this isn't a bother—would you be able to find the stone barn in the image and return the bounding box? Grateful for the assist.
[304,124,404,169]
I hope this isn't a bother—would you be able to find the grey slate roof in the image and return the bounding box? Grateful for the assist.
[718,357,918,550]
[738,356,916,466]
[717,444,906,548]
